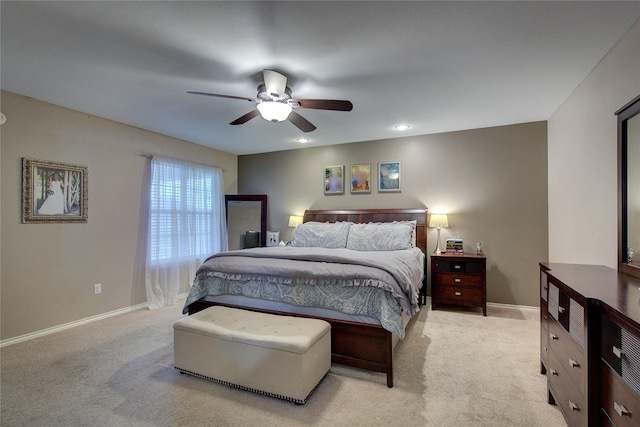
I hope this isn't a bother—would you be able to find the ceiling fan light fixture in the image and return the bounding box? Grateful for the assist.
[257,101,292,122]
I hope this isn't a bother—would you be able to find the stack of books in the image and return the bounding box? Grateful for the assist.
[445,238,464,254]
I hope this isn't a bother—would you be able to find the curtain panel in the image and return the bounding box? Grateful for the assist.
[145,156,227,309]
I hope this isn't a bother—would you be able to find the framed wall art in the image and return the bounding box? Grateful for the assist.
[350,163,371,194]
[324,165,344,195]
[22,158,88,223]
[378,161,401,192]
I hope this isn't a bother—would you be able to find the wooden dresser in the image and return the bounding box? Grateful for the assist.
[540,263,640,426]
[431,253,486,316]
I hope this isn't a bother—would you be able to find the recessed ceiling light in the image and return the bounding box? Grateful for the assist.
[297,138,310,143]
[394,124,410,131]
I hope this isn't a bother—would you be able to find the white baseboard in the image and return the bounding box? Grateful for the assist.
[425,296,539,312]
[0,293,188,348]
[486,301,539,311]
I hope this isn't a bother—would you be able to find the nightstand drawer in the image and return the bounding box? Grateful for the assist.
[436,284,483,302]
[434,273,483,288]
[434,260,483,274]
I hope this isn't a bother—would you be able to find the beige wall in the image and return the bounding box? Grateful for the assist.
[239,122,548,307]
[0,91,238,340]
[548,19,640,268]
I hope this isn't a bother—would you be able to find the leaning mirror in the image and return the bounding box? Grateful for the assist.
[617,95,640,279]
[225,195,267,250]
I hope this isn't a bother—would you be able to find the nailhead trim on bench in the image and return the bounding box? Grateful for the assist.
[175,366,327,405]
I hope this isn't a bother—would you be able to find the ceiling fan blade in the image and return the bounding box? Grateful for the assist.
[187,91,256,103]
[288,111,317,133]
[230,109,260,125]
[290,99,353,111]
[263,70,287,98]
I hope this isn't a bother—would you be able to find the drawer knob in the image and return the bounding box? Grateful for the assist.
[569,401,579,412]
[454,278,461,283]
[455,292,462,296]
[550,369,558,376]
[568,359,580,368]
[558,306,566,314]
[454,265,461,270]
[613,346,624,359]
[550,333,558,340]
[614,402,630,417]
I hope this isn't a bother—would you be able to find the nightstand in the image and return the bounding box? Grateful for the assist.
[431,253,487,315]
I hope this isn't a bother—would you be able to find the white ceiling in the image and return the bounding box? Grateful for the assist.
[2,1,640,155]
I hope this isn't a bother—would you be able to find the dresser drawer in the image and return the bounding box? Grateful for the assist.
[435,284,483,303]
[548,319,585,393]
[548,351,587,426]
[541,297,549,326]
[434,273,483,288]
[602,364,640,427]
[541,322,549,365]
[602,313,640,395]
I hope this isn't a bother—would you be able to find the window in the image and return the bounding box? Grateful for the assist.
[148,157,226,266]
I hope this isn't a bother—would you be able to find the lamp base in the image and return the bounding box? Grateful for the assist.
[434,228,443,254]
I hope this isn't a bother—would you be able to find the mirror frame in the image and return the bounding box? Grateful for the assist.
[617,95,640,279]
[225,195,268,247]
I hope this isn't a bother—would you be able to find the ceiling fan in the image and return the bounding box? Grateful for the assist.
[188,70,353,133]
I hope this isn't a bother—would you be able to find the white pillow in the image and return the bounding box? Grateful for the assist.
[346,222,414,251]
[393,220,417,247]
[293,221,352,248]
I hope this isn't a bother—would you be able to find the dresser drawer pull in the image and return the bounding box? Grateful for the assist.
[550,368,558,376]
[569,401,579,412]
[568,359,580,368]
[454,278,461,283]
[455,292,462,296]
[614,402,630,417]
[558,306,566,314]
[454,265,461,270]
[613,346,624,359]
[550,333,558,340]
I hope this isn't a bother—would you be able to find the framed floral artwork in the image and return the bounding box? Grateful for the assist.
[378,161,401,192]
[324,165,344,195]
[350,163,371,193]
[22,158,88,223]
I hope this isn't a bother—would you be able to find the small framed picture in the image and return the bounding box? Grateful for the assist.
[22,158,88,223]
[324,165,344,195]
[350,163,371,194]
[378,161,401,192]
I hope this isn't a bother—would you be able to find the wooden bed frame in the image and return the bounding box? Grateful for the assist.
[187,207,428,387]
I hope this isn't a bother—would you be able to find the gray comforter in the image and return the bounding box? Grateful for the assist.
[182,246,425,335]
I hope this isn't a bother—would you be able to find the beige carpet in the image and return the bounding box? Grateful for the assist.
[1,300,566,426]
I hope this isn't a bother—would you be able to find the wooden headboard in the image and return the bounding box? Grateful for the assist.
[303,208,428,257]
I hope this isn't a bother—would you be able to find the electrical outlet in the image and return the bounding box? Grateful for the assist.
[94,283,102,294]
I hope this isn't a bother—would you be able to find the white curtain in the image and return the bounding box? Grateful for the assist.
[145,156,227,309]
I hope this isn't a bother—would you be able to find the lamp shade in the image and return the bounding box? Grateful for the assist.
[428,214,449,228]
[288,215,303,227]
[257,101,292,122]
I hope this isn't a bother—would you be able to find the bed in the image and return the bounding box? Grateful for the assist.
[183,208,428,387]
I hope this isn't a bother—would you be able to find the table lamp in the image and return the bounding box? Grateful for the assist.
[428,214,449,254]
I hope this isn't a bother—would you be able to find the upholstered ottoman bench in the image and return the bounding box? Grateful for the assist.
[173,306,331,404]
